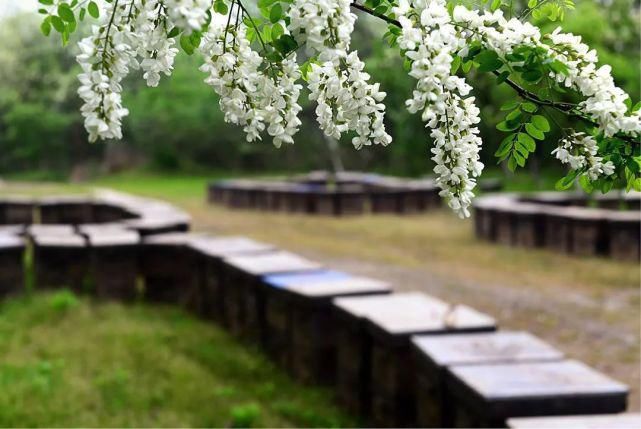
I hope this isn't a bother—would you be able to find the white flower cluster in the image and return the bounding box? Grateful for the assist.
[165,0,211,34]
[307,52,391,149]
[547,29,640,138]
[450,5,641,139]
[75,0,185,141]
[76,2,136,142]
[198,19,302,146]
[289,0,391,149]
[395,0,483,218]
[130,0,179,87]
[552,133,615,181]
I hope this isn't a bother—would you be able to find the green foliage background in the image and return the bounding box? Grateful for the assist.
[0,0,638,179]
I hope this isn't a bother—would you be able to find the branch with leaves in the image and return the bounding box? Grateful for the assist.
[38,0,641,217]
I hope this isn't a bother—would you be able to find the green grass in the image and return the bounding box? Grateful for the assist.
[0,291,357,428]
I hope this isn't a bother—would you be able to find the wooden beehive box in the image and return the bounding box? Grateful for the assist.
[412,331,563,427]
[447,359,628,428]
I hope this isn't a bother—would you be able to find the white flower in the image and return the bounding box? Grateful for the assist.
[395,0,483,218]
[552,132,616,181]
[165,0,211,34]
[289,0,391,148]
[130,0,179,87]
[198,16,302,146]
[76,2,136,142]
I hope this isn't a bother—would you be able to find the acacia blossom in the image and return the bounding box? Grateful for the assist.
[198,18,302,145]
[165,0,211,34]
[289,0,391,148]
[553,133,615,181]
[130,0,179,87]
[395,0,483,218]
[76,2,136,142]
[451,6,641,139]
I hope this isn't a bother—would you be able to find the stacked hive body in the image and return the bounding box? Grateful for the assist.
[474,192,641,261]
[0,190,635,428]
[208,171,503,216]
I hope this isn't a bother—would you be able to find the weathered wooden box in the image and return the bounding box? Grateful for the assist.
[447,359,628,427]
[370,190,402,214]
[364,293,496,427]
[566,208,609,256]
[412,331,563,428]
[221,251,322,340]
[140,233,201,307]
[92,202,135,223]
[606,211,640,261]
[187,236,274,321]
[335,189,366,216]
[511,204,546,248]
[39,196,94,224]
[124,214,190,237]
[0,234,25,298]
[542,207,574,253]
[494,206,516,246]
[261,272,391,382]
[83,226,140,301]
[508,413,641,429]
[32,232,88,292]
[0,197,35,225]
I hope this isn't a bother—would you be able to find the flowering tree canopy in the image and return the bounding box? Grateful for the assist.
[38,0,640,217]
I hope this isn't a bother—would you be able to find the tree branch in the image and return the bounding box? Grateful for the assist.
[349,1,638,145]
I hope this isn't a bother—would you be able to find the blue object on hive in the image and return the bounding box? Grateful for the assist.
[263,270,350,289]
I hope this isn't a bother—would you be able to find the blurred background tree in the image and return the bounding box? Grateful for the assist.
[0,0,638,180]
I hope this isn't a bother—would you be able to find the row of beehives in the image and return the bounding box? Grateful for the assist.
[0,193,637,428]
[473,192,641,261]
[208,171,505,216]
[0,190,190,234]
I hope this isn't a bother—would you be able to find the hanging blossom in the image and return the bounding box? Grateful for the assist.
[552,133,615,181]
[289,0,392,149]
[130,0,179,87]
[450,6,641,139]
[198,18,302,145]
[76,1,137,142]
[165,0,211,34]
[394,0,483,218]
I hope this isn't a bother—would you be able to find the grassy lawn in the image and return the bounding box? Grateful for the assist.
[0,291,356,427]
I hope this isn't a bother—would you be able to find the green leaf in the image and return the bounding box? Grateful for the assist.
[38,0,54,5]
[58,4,75,23]
[40,18,52,36]
[500,101,519,111]
[490,0,502,11]
[180,35,194,55]
[270,3,282,23]
[521,102,537,113]
[50,15,65,33]
[475,50,503,72]
[505,109,522,121]
[579,175,594,193]
[525,123,545,140]
[451,55,461,74]
[88,1,100,18]
[214,0,228,15]
[167,27,180,38]
[507,156,518,172]
[531,115,550,132]
[555,171,578,190]
[517,132,536,152]
[271,23,284,40]
[522,69,543,83]
[497,121,519,132]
